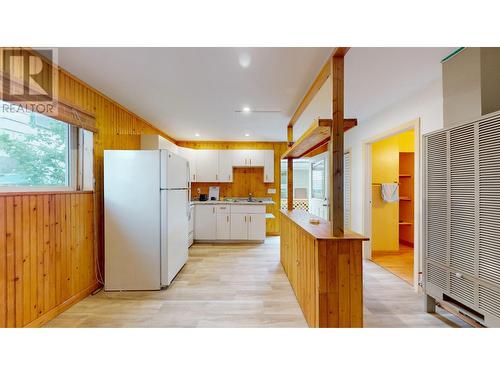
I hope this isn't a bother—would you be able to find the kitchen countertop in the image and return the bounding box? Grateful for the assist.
[191,199,275,205]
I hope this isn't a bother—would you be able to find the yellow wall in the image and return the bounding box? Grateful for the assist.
[371,130,414,251]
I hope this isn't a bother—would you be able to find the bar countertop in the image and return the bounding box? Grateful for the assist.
[280,209,369,241]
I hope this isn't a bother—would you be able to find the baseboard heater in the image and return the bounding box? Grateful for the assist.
[441,294,485,326]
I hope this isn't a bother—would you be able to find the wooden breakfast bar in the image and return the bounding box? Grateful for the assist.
[280,210,368,328]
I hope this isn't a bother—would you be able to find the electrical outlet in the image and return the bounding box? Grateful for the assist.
[267,188,276,194]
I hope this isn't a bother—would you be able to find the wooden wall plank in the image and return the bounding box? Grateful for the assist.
[6,197,15,327]
[14,196,23,327]
[0,192,96,328]
[0,197,6,327]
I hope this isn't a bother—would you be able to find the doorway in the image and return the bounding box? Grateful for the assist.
[363,120,420,288]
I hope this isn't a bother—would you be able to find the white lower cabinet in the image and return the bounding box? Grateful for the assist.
[216,213,231,239]
[194,205,216,240]
[248,213,266,240]
[194,204,266,241]
[230,213,248,240]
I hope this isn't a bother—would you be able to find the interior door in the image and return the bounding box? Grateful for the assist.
[230,213,248,240]
[309,153,329,220]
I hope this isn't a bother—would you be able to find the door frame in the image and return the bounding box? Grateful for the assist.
[308,152,329,220]
[362,118,421,292]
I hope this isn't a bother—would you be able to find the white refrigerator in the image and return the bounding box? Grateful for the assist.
[104,150,189,291]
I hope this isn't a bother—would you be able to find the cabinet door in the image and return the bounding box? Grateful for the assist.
[248,213,266,240]
[194,205,217,240]
[216,214,231,239]
[247,150,264,166]
[195,150,219,182]
[232,150,249,167]
[230,213,248,240]
[218,150,234,182]
[263,150,274,182]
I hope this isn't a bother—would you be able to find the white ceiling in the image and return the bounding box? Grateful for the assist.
[55,47,455,141]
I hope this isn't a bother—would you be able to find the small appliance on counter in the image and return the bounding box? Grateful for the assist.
[208,186,220,201]
[199,193,208,201]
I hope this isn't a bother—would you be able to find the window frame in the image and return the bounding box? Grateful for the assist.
[310,156,326,200]
[0,117,92,193]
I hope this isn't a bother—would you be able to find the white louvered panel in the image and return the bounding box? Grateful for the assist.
[449,125,476,276]
[344,152,351,230]
[478,117,500,286]
[426,133,448,265]
[479,285,500,319]
[449,274,475,305]
[427,263,447,291]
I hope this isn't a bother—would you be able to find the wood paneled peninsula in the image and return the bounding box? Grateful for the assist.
[280,210,368,328]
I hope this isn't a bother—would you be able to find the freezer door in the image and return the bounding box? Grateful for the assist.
[161,189,189,286]
[104,150,161,291]
[165,150,189,189]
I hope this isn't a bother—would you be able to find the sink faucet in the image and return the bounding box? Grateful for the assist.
[248,192,254,202]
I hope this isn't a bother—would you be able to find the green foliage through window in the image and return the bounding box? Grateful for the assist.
[0,102,69,187]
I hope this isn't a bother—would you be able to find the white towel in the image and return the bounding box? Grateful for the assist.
[381,183,399,202]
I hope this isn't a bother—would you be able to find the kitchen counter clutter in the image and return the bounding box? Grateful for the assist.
[193,201,271,242]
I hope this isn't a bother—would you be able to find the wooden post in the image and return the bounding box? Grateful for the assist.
[287,126,294,211]
[329,50,347,236]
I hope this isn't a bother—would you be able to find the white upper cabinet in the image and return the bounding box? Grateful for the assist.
[247,150,264,167]
[263,150,274,183]
[141,134,179,154]
[181,148,274,183]
[195,150,219,182]
[232,150,249,167]
[232,150,267,167]
[218,150,234,182]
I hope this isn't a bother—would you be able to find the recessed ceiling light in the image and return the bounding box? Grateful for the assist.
[245,133,250,137]
[195,133,200,137]
[242,106,251,113]
[238,53,251,68]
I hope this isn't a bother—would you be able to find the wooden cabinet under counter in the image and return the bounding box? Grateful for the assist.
[280,210,369,328]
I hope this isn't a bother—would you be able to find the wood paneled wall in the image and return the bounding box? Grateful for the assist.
[177,141,288,235]
[1,49,174,326]
[0,192,95,327]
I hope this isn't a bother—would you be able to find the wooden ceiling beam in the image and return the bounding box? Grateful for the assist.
[288,48,350,129]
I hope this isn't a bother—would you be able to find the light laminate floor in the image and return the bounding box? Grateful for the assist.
[44,237,469,328]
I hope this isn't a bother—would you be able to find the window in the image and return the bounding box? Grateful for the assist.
[0,100,93,191]
[311,158,325,199]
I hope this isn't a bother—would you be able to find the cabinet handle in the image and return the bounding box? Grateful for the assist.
[216,174,218,180]
[213,207,215,214]
[249,158,252,165]
[245,158,247,165]
[244,216,246,222]
[265,174,267,181]
[249,215,252,222]
[193,174,195,181]
[228,174,230,180]
[227,215,229,223]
